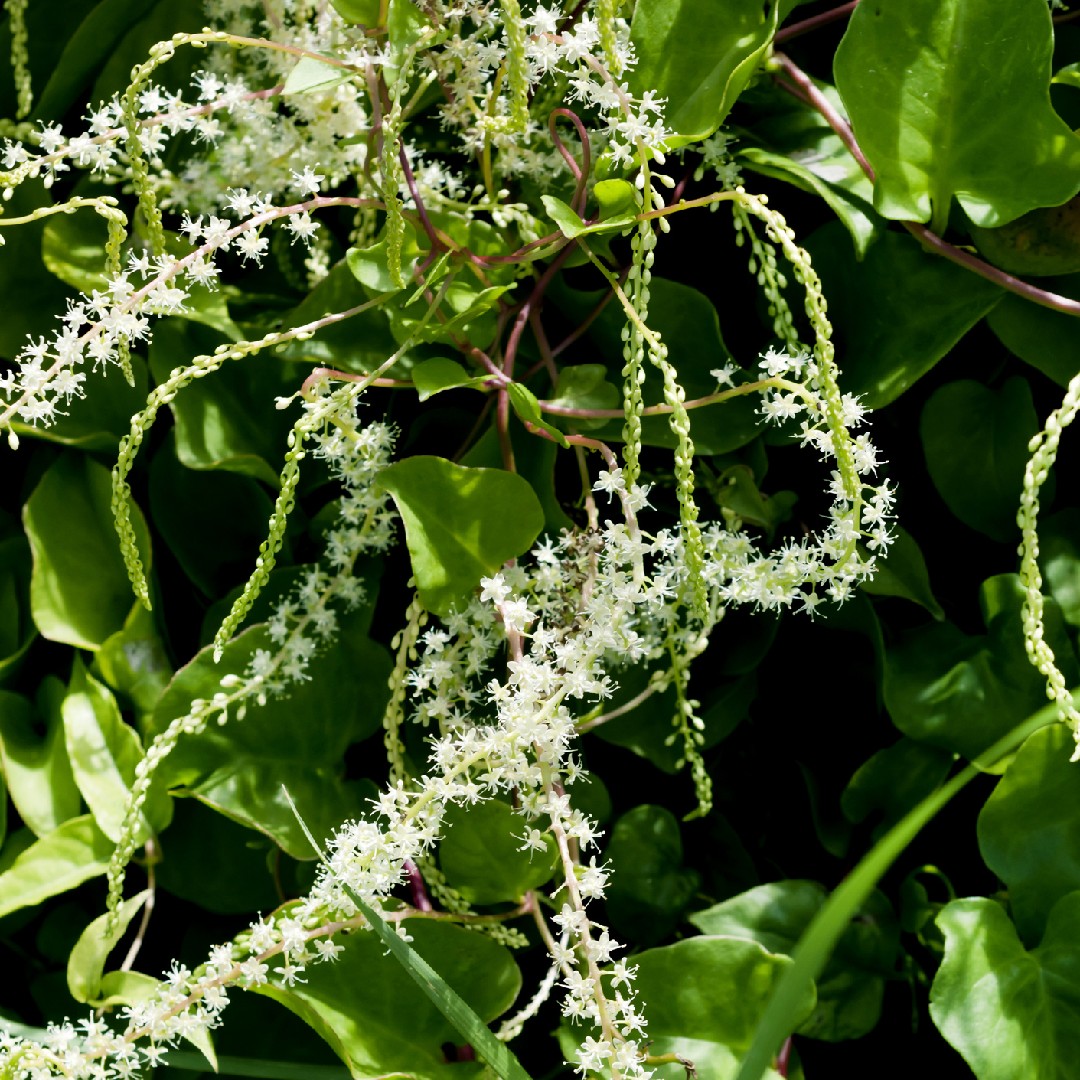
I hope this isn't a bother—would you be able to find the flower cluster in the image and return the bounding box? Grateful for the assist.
[0,2,911,1079]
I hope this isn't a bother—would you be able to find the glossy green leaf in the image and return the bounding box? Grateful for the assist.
[149,433,279,598]
[931,893,1080,1080]
[0,815,112,920]
[604,805,700,946]
[635,934,815,1053]
[594,179,638,221]
[148,319,303,486]
[41,202,112,294]
[809,224,1002,406]
[257,918,522,1080]
[93,603,172,719]
[591,667,754,772]
[11,354,150,453]
[0,534,35,685]
[150,606,390,859]
[32,0,160,118]
[986,275,1080,387]
[738,81,880,258]
[884,575,1078,768]
[62,658,171,845]
[0,182,73,358]
[346,225,422,293]
[690,881,899,1041]
[834,0,1080,234]
[384,0,431,88]
[629,0,779,144]
[0,685,81,838]
[155,798,279,914]
[24,454,151,650]
[841,738,953,834]
[94,970,161,1009]
[858,525,943,618]
[550,364,620,431]
[439,800,557,905]
[377,456,544,616]
[921,377,1038,542]
[67,889,149,1004]
[412,357,488,401]
[707,464,796,540]
[459,424,574,536]
[85,0,205,104]
[978,723,1080,944]
[274,260,402,373]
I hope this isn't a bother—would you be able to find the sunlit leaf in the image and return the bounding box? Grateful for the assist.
[377,457,544,616]
[834,0,1080,233]
[931,893,1080,1079]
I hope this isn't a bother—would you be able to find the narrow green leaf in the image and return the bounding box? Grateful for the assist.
[283,791,530,1080]
[834,0,1080,232]
[690,882,899,1041]
[841,738,953,834]
[735,702,1058,1080]
[377,456,544,616]
[884,575,1076,768]
[67,889,150,1004]
[633,934,814,1053]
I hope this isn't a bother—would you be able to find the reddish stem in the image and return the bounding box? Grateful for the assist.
[549,107,593,215]
[772,53,875,180]
[403,860,433,912]
[774,0,859,44]
[399,142,443,251]
[775,1036,793,1078]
